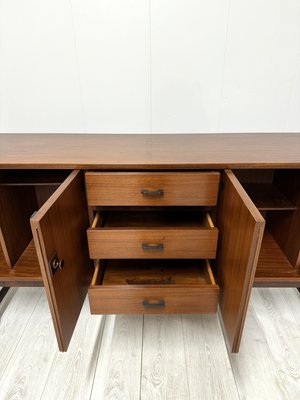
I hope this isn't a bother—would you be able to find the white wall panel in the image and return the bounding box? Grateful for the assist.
[286,56,300,132]
[219,0,300,132]
[150,0,229,133]
[70,0,151,133]
[0,0,299,133]
[0,0,84,132]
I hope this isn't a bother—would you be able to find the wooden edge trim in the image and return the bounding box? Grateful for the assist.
[85,171,221,177]
[232,221,265,352]
[0,227,12,268]
[91,212,100,228]
[205,259,216,285]
[91,260,100,287]
[206,212,215,228]
[31,223,65,351]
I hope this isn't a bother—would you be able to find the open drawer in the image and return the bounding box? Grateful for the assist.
[88,259,219,314]
[87,210,218,259]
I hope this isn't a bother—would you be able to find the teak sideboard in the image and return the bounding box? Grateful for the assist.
[0,133,299,353]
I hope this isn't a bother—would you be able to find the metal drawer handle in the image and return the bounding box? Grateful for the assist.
[141,243,164,251]
[143,299,165,308]
[141,189,164,197]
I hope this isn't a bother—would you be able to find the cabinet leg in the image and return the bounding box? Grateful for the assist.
[0,287,9,303]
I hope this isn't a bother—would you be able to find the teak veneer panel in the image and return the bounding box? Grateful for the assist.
[0,134,299,169]
[31,170,93,351]
[216,170,265,353]
[85,172,220,206]
[88,229,218,259]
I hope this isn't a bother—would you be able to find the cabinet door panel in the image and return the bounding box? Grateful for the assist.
[31,170,92,351]
[216,170,265,352]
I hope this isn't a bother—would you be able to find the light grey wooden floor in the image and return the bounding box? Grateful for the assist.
[0,287,300,400]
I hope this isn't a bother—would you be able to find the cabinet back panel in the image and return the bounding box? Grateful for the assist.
[0,185,38,267]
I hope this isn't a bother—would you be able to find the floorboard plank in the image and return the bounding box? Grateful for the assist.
[181,314,239,400]
[251,288,300,399]
[0,290,58,399]
[41,299,105,400]
[0,288,43,381]
[90,315,143,400]
[141,314,238,400]
[141,315,190,399]
[230,289,300,400]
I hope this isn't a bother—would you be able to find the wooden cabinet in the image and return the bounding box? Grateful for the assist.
[0,134,299,354]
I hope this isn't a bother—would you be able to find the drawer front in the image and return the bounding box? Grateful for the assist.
[85,172,220,206]
[88,285,219,314]
[87,228,218,259]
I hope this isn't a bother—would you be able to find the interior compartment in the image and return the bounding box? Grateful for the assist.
[234,169,300,286]
[93,209,215,229]
[0,170,69,286]
[88,259,219,314]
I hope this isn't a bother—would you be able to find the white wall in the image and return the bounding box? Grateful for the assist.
[0,0,299,133]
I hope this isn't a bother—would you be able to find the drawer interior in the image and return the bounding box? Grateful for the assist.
[91,209,216,230]
[92,259,216,287]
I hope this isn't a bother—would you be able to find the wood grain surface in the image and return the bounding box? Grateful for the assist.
[88,228,218,259]
[89,259,219,315]
[0,288,43,381]
[142,314,239,400]
[85,171,220,206]
[0,292,58,400]
[231,288,300,400]
[216,170,265,353]
[255,230,300,287]
[0,133,299,169]
[0,185,38,267]
[90,315,143,400]
[31,170,93,351]
[0,240,43,287]
[267,170,300,269]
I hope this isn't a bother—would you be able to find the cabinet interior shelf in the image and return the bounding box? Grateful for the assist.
[0,170,69,186]
[0,240,43,287]
[244,183,297,211]
[254,230,300,287]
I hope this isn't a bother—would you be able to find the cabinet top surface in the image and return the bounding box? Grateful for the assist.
[0,133,299,169]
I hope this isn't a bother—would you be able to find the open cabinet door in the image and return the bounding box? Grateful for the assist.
[31,170,92,351]
[216,170,265,353]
